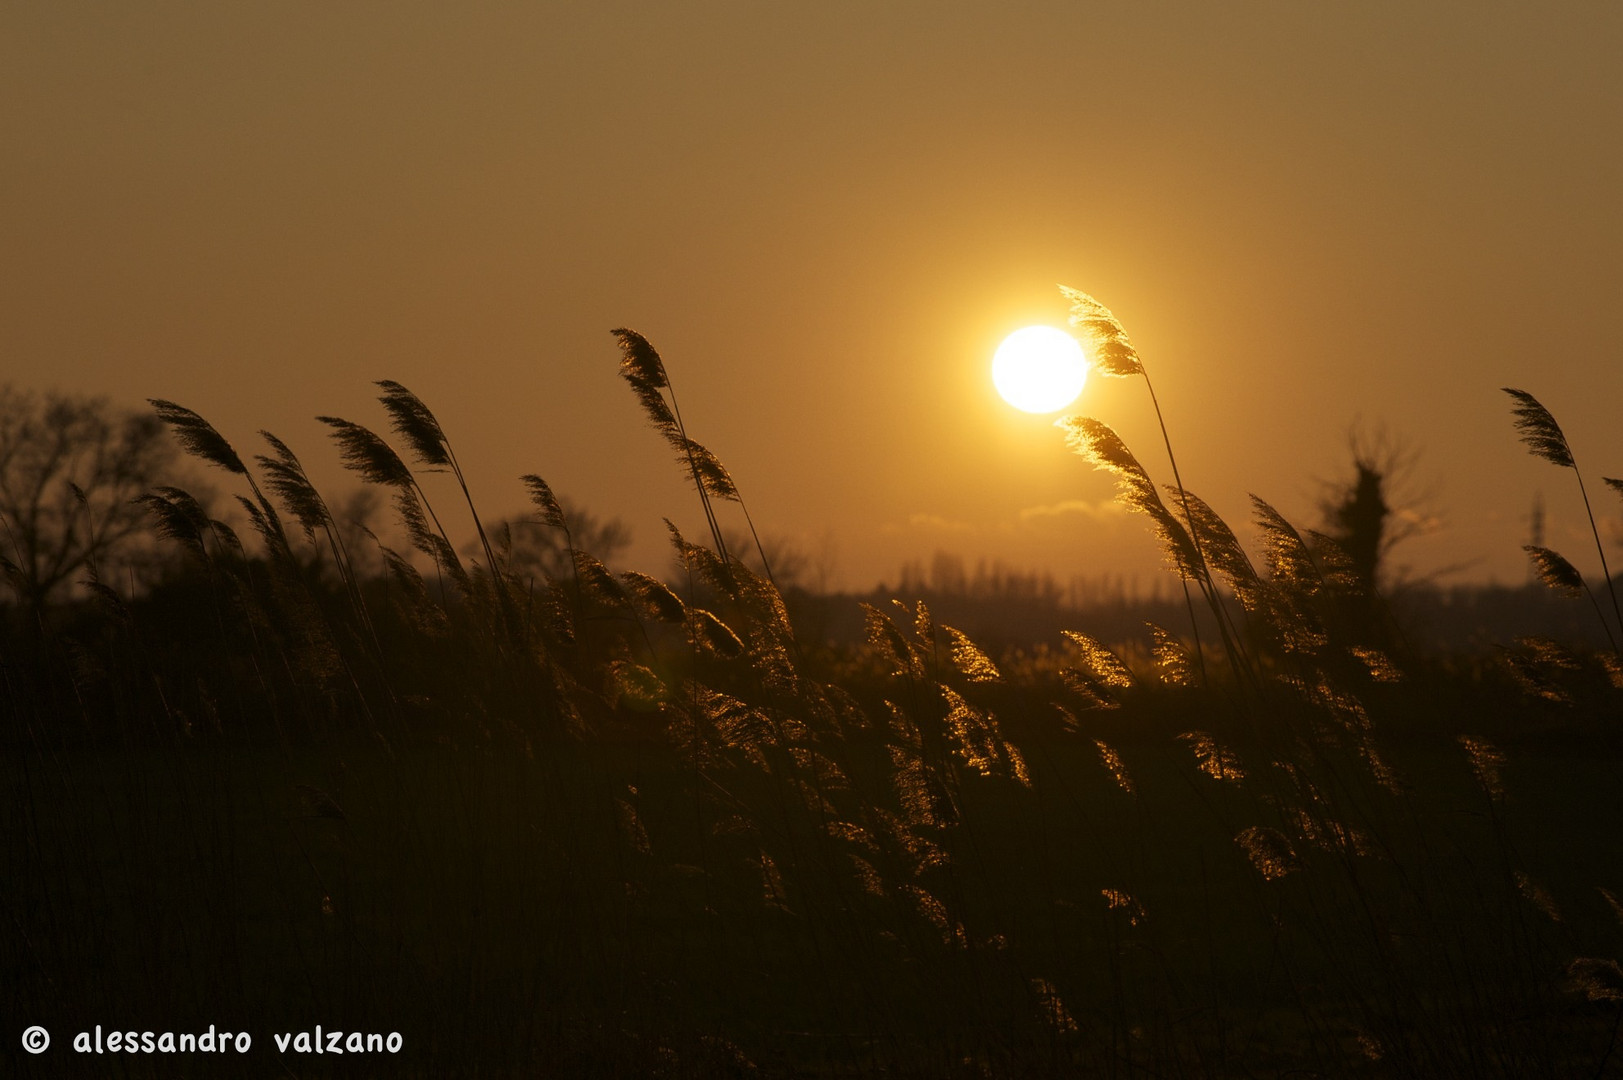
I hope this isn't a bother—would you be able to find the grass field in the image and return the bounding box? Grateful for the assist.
[9,693,1623,1076]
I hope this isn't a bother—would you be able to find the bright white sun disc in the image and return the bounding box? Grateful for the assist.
[992,326,1088,413]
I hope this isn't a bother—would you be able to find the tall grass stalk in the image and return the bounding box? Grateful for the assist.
[1504,387,1623,656]
[1060,287,1257,692]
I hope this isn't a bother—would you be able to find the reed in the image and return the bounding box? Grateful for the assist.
[1503,387,1623,656]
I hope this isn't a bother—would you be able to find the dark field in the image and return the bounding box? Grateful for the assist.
[8,655,1623,1077]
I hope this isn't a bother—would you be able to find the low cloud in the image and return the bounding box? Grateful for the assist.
[1394,507,1444,535]
[1017,499,1123,523]
[881,513,977,536]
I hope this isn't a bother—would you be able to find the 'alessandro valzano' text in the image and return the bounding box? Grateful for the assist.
[68,1025,404,1055]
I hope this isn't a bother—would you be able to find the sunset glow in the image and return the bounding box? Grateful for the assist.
[7,6,1623,1073]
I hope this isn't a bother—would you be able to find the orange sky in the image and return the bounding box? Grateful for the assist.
[3,2,1621,592]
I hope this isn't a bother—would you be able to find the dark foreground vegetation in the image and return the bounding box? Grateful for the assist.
[6,294,1623,1077]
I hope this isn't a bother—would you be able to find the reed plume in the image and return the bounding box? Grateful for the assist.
[255,433,332,542]
[1093,739,1136,794]
[614,329,784,595]
[1056,417,1199,580]
[1252,497,1323,594]
[944,626,1001,683]
[1059,630,1133,708]
[1458,736,1507,803]
[1182,730,1245,782]
[148,399,248,475]
[255,429,383,663]
[373,382,513,631]
[1058,285,1143,378]
[621,569,686,623]
[521,474,568,531]
[1031,978,1081,1033]
[1061,630,1135,690]
[1500,636,1582,704]
[614,329,733,561]
[690,607,745,659]
[1516,872,1561,923]
[1100,889,1146,925]
[573,550,629,608]
[375,379,452,469]
[151,399,287,552]
[1170,486,1263,611]
[1234,825,1299,880]
[318,414,469,593]
[1504,388,1573,467]
[1567,959,1623,1004]
[318,417,416,488]
[1524,545,1585,598]
[137,486,214,562]
[863,602,922,680]
[939,685,1001,778]
[1503,387,1621,653]
[1149,623,1196,686]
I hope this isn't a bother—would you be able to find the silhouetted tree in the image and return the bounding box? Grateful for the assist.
[715,527,832,595]
[1329,459,1390,591]
[0,385,175,626]
[486,497,631,584]
[1318,426,1431,594]
[1314,426,1439,651]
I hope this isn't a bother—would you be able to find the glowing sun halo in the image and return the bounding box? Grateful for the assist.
[992,325,1088,414]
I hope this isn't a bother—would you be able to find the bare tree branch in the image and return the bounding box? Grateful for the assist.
[0,386,175,619]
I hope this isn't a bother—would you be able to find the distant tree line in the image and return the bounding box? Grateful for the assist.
[0,384,634,642]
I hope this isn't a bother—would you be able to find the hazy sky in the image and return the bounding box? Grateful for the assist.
[4,2,1621,592]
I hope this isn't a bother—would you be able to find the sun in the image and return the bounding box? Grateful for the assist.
[992,325,1088,413]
